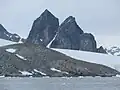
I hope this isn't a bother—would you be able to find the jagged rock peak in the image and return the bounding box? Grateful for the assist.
[50,16,84,50]
[42,9,53,15]
[35,9,58,22]
[27,9,59,46]
[0,24,7,32]
[62,16,75,24]
[59,16,84,34]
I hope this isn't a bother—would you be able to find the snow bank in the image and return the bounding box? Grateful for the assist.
[0,75,5,78]
[18,38,23,43]
[52,48,120,72]
[0,39,16,46]
[0,38,23,47]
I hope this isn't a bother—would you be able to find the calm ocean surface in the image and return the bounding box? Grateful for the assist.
[0,77,120,90]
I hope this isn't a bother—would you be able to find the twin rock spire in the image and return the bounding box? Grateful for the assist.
[27,9,105,53]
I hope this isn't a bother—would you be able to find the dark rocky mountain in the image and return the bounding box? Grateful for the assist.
[0,43,119,77]
[50,16,84,50]
[27,9,59,46]
[26,9,106,53]
[50,16,104,53]
[0,24,23,42]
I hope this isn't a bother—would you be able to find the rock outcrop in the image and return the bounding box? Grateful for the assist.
[0,24,21,42]
[97,46,107,54]
[27,9,59,46]
[0,43,119,77]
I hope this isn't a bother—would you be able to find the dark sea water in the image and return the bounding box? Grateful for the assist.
[0,77,120,90]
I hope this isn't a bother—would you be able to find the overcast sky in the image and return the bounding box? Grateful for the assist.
[0,0,120,47]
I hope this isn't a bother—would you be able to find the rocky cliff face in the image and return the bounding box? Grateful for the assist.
[27,9,59,46]
[50,16,84,50]
[0,24,21,42]
[26,9,106,53]
[0,43,119,77]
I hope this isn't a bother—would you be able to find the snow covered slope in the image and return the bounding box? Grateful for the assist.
[105,46,120,56]
[0,39,16,47]
[52,48,120,72]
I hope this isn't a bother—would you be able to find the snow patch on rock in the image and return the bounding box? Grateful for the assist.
[0,75,5,78]
[19,71,32,75]
[6,48,16,53]
[33,69,46,76]
[51,68,61,72]
[16,54,27,60]
[47,33,58,48]
[40,39,43,42]
[18,38,23,43]
[50,68,69,74]
[116,74,120,77]
[15,35,20,38]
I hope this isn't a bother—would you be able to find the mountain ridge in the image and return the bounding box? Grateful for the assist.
[26,9,107,53]
[0,9,107,54]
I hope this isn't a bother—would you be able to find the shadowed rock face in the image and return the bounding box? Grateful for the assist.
[27,9,59,46]
[79,33,97,52]
[0,24,21,42]
[0,43,119,77]
[50,16,84,50]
